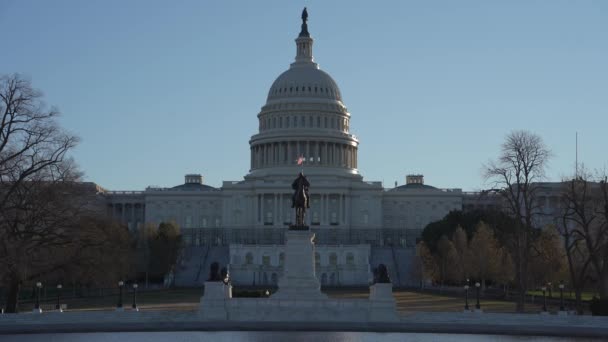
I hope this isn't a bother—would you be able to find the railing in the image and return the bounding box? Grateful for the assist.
[181,228,421,247]
[105,191,144,195]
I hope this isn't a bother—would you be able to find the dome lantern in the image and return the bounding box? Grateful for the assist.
[293,7,315,67]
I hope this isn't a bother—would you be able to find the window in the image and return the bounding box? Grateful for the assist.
[331,212,338,224]
[317,116,320,127]
[215,218,221,227]
[346,253,354,265]
[329,253,337,266]
[245,253,253,265]
[185,216,192,228]
[279,252,285,266]
[363,212,369,224]
[315,252,321,266]
[262,255,270,266]
[301,116,305,127]
[286,117,290,128]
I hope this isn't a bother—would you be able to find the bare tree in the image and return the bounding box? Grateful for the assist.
[484,130,551,312]
[0,74,128,312]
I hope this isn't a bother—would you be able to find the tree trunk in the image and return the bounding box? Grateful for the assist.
[5,275,20,313]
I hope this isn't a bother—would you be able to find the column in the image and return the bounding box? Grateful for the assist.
[345,195,350,226]
[260,194,265,224]
[254,195,259,224]
[279,194,283,224]
[274,193,278,226]
[339,195,343,225]
[324,143,328,166]
[306,141,310,163]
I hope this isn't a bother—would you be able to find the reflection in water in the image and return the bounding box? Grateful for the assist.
[2,332,603,342]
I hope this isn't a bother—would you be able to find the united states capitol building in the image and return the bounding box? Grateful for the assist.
[100,12,496,287]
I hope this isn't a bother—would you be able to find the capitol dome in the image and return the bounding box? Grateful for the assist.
[247,8,360,180]
[267,67,343,103]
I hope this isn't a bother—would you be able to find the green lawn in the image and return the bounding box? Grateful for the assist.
[22,287,579,314]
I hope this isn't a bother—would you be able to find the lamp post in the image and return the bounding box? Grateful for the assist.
[132,283,138,311]
[116,280,124,311]
[464,284,470,311]
[541,286,547,312]
[475,282,481,310]
[55,284,63,312]
[547,282,553,298]
[34,282,42,313]
[559,282,565,311]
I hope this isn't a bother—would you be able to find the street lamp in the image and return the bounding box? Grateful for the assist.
[541,286,547,312]
[464,284,470,311]
[559,282,565,311]
[116,280,124,311]
[475,282,481,310]
[34,282,42,313]
[132,283,139,311]
[56,284,63,312]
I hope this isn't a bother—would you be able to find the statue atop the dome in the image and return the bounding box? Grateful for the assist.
[299,7,310,38]
[291,172,310,229]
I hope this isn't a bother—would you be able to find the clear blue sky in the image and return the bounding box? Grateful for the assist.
[1,0,606,191]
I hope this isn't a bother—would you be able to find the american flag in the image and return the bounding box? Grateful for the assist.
[296,155,305,165]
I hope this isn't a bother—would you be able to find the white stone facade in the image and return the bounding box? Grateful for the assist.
[102,14,464,286]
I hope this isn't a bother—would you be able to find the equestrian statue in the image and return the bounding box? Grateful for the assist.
[291,172,310,229]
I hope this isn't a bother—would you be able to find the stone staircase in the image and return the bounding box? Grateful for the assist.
[173,246,229,287]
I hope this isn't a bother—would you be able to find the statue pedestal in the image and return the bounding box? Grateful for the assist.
[200,281,232,320]
[272,230,327,300]
[369,283,398,321]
